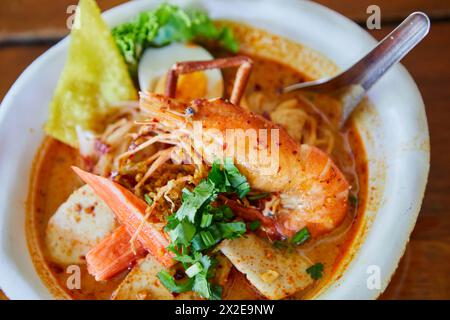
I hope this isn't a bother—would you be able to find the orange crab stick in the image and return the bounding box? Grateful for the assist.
[86,225,146,281]
[72,167,175,268]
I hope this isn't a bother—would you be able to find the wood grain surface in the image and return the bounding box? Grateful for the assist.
[0,0,449,300]
[315,0,450,22]
[0,0,128,43]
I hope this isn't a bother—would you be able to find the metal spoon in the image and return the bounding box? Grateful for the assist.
[283,12,430,127]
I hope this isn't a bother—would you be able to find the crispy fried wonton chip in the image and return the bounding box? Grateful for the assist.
[45,0,137,147]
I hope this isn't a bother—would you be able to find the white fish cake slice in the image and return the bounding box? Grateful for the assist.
[112,254,197,300]
[220,234,313,300]
[46,184,118,265]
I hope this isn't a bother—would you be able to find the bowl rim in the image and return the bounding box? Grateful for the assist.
[0,0,430,300]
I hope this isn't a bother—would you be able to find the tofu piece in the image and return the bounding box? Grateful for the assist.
[113,252,233,300]
[220,234,313,300]
[46,184,118,265]
[112,254,197,300]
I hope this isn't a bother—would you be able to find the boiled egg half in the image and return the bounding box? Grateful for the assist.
[138,43,224,100]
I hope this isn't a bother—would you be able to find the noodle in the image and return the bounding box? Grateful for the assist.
[243,92,335,154]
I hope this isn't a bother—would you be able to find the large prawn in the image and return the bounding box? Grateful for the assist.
[139,56,350,238]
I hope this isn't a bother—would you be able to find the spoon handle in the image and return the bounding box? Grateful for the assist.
[340,12,430,91]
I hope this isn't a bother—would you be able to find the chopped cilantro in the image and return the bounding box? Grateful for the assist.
[156,270,194,293]
[218,222,246,239]
[159,159,251,299]
[306,263,324,280]
[173,254,195,264]
[223,206,234,219]
[200,213,213,228]
[291,227,311,245]
[249,220,261,231]
[200,230,216,247]
[208,158,250,197]
[207,160,228,192]
[192,273,210,299]
[223,158,250,198]
[168,221,196,246]
[191,233,208,251]
[175,180,216,223]
[210,284,223,300]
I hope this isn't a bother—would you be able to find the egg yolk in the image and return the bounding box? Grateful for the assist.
[176,72,208,100]
[154,72,208,100]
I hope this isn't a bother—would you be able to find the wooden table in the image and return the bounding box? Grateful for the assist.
[1,0,449,299]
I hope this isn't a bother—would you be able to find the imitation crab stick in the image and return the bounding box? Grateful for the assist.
[86,225,146,281]
[72,167,175,268]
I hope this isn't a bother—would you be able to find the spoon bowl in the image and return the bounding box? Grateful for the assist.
[283,12,430,126]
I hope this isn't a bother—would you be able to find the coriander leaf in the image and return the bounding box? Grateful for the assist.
[190,253,214,299]
[206,259,218,279]
[164,214,179,232]
[175,180,216,222]
[192,225,221,251]
[167,243,180,256]
[200,213,213,228]
[222,206,234,220]
[206,225,222,245]
[199,253,213,272]
[168,221,196,246]
[200,230,216,247]
[193,273,210,299]
[249,220,261,231]
[191,234,207,251]
[159,160,251,300]
[306,263,324,280]
[208,160,228,192]
[223,158,250,198]
[210,284,223,300]
[173,254,195,264]
[291,227,311,245]
[181,187,192,201]
[209,205,234,221]
[218,221,246,239]
[157,270,194,293]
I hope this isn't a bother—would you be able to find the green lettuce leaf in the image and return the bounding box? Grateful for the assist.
[112,3,239,75]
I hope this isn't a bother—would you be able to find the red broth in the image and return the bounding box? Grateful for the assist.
[27,45,368,301]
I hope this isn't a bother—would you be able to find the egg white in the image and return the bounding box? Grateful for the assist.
[138,43,224,99]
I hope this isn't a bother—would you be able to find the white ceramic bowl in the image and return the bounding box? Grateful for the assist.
[0,0,429,299]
